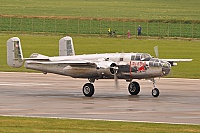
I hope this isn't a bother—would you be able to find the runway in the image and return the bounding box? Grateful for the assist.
[0,72,200,125]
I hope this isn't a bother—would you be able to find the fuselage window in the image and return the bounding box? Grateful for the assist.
[154,62,160,67]
[135,55,141,61]
[154,59,160,67]
[149,58,160,67]
[149,61,154,66]
[131,55,135,61]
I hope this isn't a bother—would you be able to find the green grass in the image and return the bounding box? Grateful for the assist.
[0,116,200,133]
[0,34,199,78]
[1,17,200,38]
[0,0,200,20]
[1,0,199,38]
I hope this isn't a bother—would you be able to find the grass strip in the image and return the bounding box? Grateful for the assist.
[0,116,200,133]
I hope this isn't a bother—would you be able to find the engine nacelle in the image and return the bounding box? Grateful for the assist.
[96,61,117,78]
[62,61,117,79]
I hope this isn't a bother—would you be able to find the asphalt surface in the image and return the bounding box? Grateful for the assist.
[0,72,200,125]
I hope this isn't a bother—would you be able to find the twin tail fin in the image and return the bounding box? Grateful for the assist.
[7,37,23,68]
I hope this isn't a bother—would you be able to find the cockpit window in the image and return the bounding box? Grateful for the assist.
[131,53,152,61]
[141,53,151,61]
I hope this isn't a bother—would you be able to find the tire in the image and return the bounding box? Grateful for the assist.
[82,83,95,97]
[128,82,140,95]
[152,88,160,97]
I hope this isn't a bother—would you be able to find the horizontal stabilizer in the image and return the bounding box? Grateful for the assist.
[24,53,50,60]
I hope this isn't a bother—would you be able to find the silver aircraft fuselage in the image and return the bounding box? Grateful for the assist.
[25,53,171,80]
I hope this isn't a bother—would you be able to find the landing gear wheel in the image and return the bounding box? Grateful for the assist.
[128,82,140,95]
[152,88,160,97]
[83,83,95,97]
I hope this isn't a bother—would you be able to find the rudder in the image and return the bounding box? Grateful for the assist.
[7,37,24,68]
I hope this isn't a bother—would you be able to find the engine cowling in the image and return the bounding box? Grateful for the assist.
[96,61,117,78]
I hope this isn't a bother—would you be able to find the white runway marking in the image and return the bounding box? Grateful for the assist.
[0,82,50,86]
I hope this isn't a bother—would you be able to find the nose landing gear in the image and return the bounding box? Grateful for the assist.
[151,78,160,97]
[152,88,160,97]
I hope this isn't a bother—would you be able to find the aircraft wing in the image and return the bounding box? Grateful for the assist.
[162,59,193,62]
[162,59,193,66]
[24,53,96,66]
[26,60,96,66]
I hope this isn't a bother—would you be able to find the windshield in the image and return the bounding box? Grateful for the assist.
[131,53,152,61]
[141,53,152,61]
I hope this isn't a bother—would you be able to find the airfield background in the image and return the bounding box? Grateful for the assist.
[0,15,199,39]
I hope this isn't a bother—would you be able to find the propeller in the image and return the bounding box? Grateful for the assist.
[113,66,119,89]
[153,46,172,76]
[110,63,120,89]
[154,46,159,58]
[114,52,126,89]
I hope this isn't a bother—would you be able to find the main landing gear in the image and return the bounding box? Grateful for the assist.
[128,81,140,95]
[82,83,95,97]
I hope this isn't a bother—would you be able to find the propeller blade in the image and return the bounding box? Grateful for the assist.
[114,72,119,89]
[113,66,119,89]
[154,46,159,58]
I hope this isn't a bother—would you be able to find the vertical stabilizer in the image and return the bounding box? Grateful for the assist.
[59,36,75,56]
[7,37,24,68]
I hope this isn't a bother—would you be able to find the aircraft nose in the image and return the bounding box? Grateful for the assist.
[162,61,171,75]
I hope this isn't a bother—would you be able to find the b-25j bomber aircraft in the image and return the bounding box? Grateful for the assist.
[7,36,192,97]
